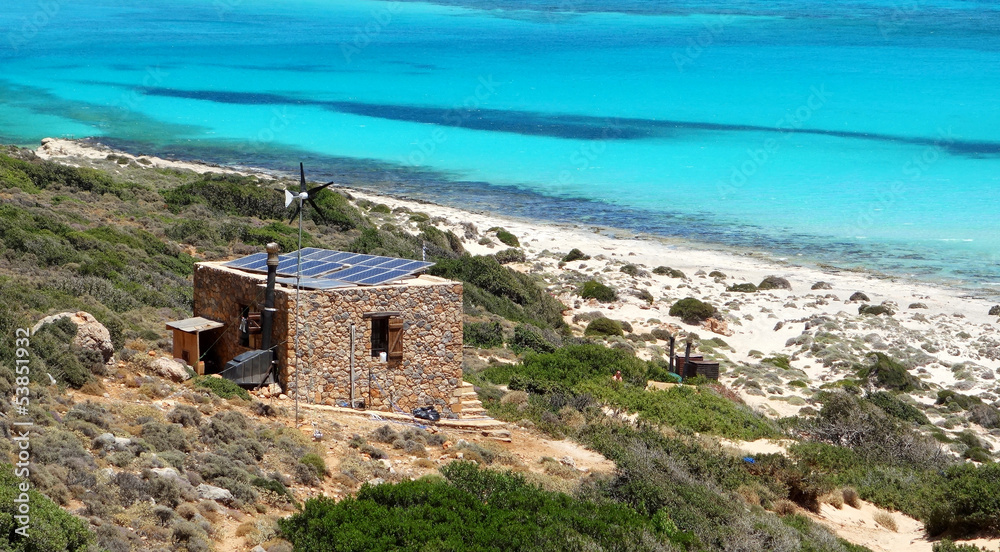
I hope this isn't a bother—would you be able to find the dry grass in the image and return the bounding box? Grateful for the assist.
[873,510,898,532]
[78,381,106,396]
[842,487,861,509]
[540,457,579,479]
[412,458,436,469]
[773,499,797,516]
[736,485,761,506]
[822,491,844,509]
[500,390,529,406]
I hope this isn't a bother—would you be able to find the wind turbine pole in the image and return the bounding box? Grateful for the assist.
[284,163,310,428]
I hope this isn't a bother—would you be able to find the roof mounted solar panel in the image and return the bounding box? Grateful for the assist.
[223,248,435,285]
[275,277,351,290]
[356,269,412,285]
[224,253,267,269]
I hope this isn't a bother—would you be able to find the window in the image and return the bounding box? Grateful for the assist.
[370,317,388,358]
[367,313,403,361]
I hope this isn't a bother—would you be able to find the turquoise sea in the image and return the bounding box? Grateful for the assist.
[2,0,999,293]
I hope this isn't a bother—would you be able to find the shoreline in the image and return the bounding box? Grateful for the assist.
[30,137,1000,321]
[28,136,1000,303]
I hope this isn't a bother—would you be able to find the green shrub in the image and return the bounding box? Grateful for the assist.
[193,376,252,401]
[494,228,519,247]
[578,280,616,303]
[584,318,623,337]
[142,421,192,452]
[493,248,526,264]
[0,463,95,552]
[561,248,590,262]
[934,540,990,552]
[865,391,929,425]
[620,264,639,276]
[726,283,758,293]
[859,304,895,316]
[857,353,922,392]
[669,297,717,324]
[430,255,565,329]
[652,266,685,278]
[510,324,555,354]
[278,461,659,552]
[300,453,328,477]
[936,390,981,410]
[464,321,505,348]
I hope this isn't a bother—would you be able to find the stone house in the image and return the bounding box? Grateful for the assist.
[188,248,464,414]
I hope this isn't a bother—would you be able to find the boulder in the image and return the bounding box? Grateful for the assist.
[758,276,792,291]
[33,311,114,363]
[849,292,871,302]
[150,467,183,482]
[151,357,192,382]
[197,484,233,503]
[990,305,1000,316]
[95,432,132,451]
[811,281,833,290]
[701,317,733,337]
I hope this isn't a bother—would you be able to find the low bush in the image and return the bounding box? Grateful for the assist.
[857,353,922,392]
[430,255,565,329]
[584,317,623,337]
[859,304,895,316]
[510,324,555,354]
[620,264,639,276]
[143,421,192,452]
[727,283,758,293]
[193,376,252,400]
[0,463,96,552]
[669,297,717,324]
[491,228,520,247]
[278,461,661,551]
[561,248,590,262]
[578,280,616,303]
[865,391,929,425]
[652,266,685,278]
[493,248,526,264]
[464,321,505,348]
[300,453,328,477]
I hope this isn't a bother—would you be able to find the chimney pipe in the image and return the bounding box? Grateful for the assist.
[261,242,280,351]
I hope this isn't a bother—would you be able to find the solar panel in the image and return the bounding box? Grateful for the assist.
[356,269,412,285]
[225,253,267,269]
[297,247,328,259]
[223,248,434,286]
[275,277,351,290]
[299,261,344,277]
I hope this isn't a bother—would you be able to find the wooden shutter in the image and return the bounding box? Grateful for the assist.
[387,318,404,361]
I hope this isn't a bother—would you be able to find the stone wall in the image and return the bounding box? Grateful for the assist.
[286,278,464,414]
[193,263,463,414]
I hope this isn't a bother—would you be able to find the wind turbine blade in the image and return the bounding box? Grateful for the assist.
[287,204,301,225]
[314,181,337,193]
[299,163,307,193]
[307,198,328,222]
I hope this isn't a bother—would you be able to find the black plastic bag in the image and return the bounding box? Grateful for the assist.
[412,406,440,421]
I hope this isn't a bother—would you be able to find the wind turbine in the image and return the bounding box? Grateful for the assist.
[286,164,336,224]
[282,163,329,426]
[283,164,341,426]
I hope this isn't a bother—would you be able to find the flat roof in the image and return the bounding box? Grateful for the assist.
[166,317,224,333]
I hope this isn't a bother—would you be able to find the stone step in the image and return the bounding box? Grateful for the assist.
[459,407,488,417]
